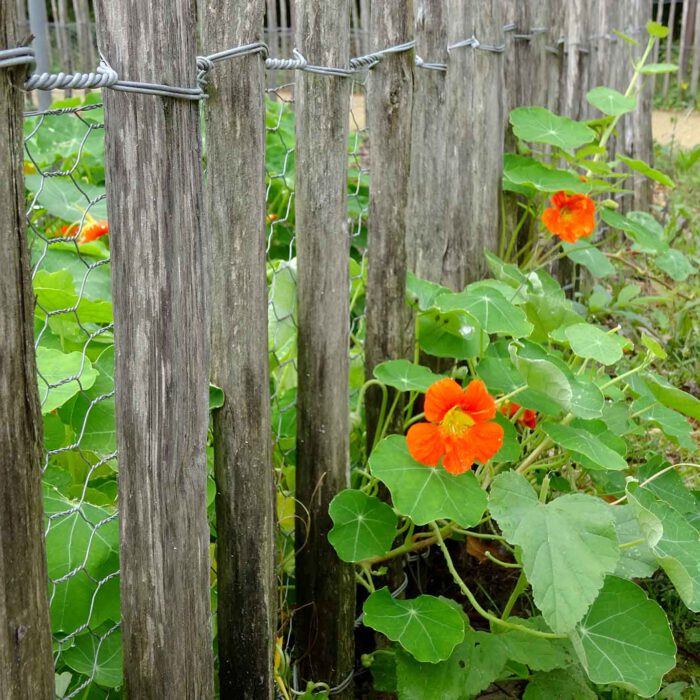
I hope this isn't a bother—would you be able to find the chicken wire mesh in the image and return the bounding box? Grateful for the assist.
[25,98,121,698]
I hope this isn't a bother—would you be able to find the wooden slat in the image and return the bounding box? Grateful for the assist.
[202,1,276,698]
[0,6,55,698]
[444,0,504,287]
[560,0,592,120]
[692,0,700,95]
[96,0,214,694]
[407,0,448,282]
[294,0,355,694]
[651,0,665,94]
[663,0,679,98]
[679,0,697,85]
[365,0,414,442]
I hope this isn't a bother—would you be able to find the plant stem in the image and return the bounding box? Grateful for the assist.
[431,523,566,639]
[517,414,573,475]
[501,571,529,620]
[610,462,700,505]
[361,523,454,568]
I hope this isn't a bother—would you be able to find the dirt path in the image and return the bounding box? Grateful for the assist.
[651,109,699,148]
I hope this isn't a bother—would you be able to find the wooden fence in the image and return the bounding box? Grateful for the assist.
[1,0,661,697]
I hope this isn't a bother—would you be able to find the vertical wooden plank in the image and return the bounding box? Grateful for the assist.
[55,0,72,96]
[691,1,700,95]
[0,9,55,698]
[365,1,413,441]
[627,0,654,211]
[679,0,697,85]
[407,0,448,282]
[444,0,504,288]
[651,0,665,94]
[294,0,355,693]
[28,0,51,109]
[663,0,679,98]
[560,0,591,120]
[73,0,94,68]
[96,0,214,695]
[546,7,565,114]
[202,1,276,698]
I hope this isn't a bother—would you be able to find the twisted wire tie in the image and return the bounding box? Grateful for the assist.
[448,35,506,54]
[0,46,35,69]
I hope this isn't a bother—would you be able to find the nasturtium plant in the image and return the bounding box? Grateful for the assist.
[325,22,697,700]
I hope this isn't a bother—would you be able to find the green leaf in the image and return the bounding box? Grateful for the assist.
[627,484,700,611]
[569,377,605,420]
[369,436,488,527]
[541,422,628,471]
[418,307,488,360]
[363,587,465,663]
[497,617,575,671]
[493,412,521,462]
[613,29,640,45]
[570,576,676,697]
[395,632,508,699]
[34,269,113,325]
[564,324,623,365]
[618,155,674,188]
[436,285,533,338]
[503,155,591,194]
[655,249,696,281]
[327,490,397,563]
[634,398,696,450]
[586,87,637,116]
[209,384,225,410]
[639,62,678,74]
[63,631,123,688]
[367,650,396,693]
[643,372,700,420]
[490,472,619,633]
[406,272,451,311]
[641,333,667,359]
[25,174,107,221]
[373,359,446,393]
[36,347,99,414]
[510,107,596,151]
[561,240,615,277]
[524,668,596,700]
[601,208,667,254]
[639,459,697,514]
[613,505,658,580]
[509,344,572,411]
[646,20,669,38]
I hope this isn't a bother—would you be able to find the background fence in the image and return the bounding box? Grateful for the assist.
[0,0,673,698]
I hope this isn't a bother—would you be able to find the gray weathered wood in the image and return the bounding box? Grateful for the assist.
[73,0,94,69]
[560,0,592,120]
[651,0,665,94]
[28,0,51,109]
[55,0,72,96]
[625,0,653,211]
[365,0,413,443]
[692,0,700,95]
[679,0,697,85]
[96,1,214,695]
[444,0,504,288]
[294,0,355,693]
[202,1,276,697]
[0,6,55,698]
[407,0,448,282]
[663,0,679,98]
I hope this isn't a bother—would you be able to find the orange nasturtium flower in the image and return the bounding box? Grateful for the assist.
[542,191,595,243]
[61,218,109,245]
[406,378,504,475]
[500,401,537,430]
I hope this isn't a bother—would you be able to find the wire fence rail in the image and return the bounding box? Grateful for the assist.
[1,0,658,698]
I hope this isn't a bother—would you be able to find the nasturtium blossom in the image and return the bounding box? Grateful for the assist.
[542,191,595,243]
[61,219,109,245]
[406,378,504,475]
[501,401,537,430]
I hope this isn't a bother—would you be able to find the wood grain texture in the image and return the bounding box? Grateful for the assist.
[560,0,592,121]
[407,0,448,283]
[96,1,214,695]
[0,7,55,698]
[294,0,355,694]
[365,0,414,444]
[202,1,276,697]
[444,0,504,288]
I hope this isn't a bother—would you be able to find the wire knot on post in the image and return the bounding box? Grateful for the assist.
[0,46,35,69]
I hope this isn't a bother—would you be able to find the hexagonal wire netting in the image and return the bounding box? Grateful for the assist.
[23,37,371,697]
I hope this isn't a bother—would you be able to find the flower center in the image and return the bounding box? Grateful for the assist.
[440,406,475,436]
[559,205,573,220]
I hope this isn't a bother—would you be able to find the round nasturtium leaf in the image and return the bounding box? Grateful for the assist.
[586,86,637,117]
[369,436,488,527]
[490,471,619,634]
[564,323,623,365]
[36,347,99,414]
[509,107,596,151]
[373,359,446,393]
[541,422,628,471]
[328,490,397,563]
[363,587,465,663]
[570,576,676,697]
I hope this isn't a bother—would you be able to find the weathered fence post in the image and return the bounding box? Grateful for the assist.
[407,0,447,283]
[444,0,504,288]
[365,1,414,442]
[294,0,355,693]
[96,1,214,695]
[0,10,55,698]
[560,0,592,121]
[663,0,679,99]
[28,0,51,109]
[202,1,276,697]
